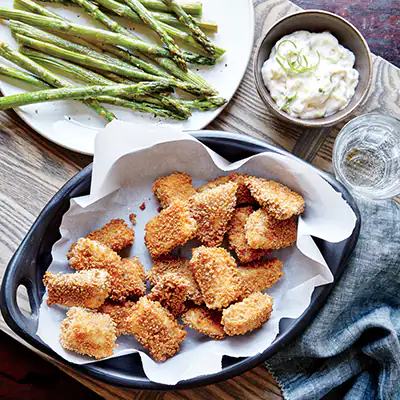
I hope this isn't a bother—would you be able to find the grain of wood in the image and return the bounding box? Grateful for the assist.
[0,0,399,398]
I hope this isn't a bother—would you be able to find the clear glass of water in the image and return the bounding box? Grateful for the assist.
[333,113,400,200]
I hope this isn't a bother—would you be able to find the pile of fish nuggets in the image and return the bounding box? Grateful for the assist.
[43,172,304,362]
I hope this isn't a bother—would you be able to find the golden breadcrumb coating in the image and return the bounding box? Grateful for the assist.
[181,306,225,340]
[146,257,203,305]
[68,238,121,271]
[108,257,146,302]
[97,301,137,336]
[245,209,297,250]
[59,307,118,359]
[246,177,305,220]
[190,246,243,309]
[221,292,273,336]
[197,173,256,205]
[152,172,197,208]
[44,270,111,309]
[128,297,187,362]
[144,200,197,258]
[227,206,270,263]
[147,273,190,317]
[85,219,135,252]
[239,258,284,297]
[189,182,238,247]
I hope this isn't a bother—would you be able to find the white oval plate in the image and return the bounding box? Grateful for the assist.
[0,0,254,155]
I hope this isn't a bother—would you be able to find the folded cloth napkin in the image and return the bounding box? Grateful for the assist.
[265,199,400,400]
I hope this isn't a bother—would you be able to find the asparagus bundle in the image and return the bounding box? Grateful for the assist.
[161,0,215,55]
[0,81,172,110]
[0,41,116,121]
[0,0,226,122]
[0,8,216,65]
[15,0,170,78]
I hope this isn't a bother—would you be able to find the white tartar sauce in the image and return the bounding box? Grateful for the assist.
[262,31,359,119]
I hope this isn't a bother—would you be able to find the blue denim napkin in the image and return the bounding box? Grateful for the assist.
[265,199,400,400]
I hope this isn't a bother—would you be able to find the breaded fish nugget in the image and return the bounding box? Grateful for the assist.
[152,172,197,208]
[190,247,243,309]
[148,273,190,317]
[59,307,118,359]
[144,200,197,258]
[108,257,146,302]
[227,206,269,263]
[68,238,121,271]
[221,292,273,336]
[85,219,135,252]
[197,173,256,205]
[182,306,225,340]
[190,182,238,247]
[239,258,284,297]
[245,209,297,250]
[44,269,111,309]
[146,257,203,305]
[246,177,305,220]
[97,301,137,336]
[128,297,187,362]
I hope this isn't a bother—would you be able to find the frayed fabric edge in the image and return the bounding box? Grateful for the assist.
[264,361,291,400]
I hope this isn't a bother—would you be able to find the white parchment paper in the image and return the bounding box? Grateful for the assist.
[37,121,357,385]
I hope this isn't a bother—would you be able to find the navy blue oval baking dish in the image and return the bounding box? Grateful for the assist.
[0,131,360,390]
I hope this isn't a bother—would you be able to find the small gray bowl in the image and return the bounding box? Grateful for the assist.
[254,10,373,128]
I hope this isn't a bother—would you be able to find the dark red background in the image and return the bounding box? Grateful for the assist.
[292,0,400,67]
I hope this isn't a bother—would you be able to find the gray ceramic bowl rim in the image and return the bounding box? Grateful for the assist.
[253,10,373,128]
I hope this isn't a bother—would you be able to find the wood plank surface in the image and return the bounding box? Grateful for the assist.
[0,0,399,399]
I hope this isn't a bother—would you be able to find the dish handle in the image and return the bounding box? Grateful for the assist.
[1,238,43,339]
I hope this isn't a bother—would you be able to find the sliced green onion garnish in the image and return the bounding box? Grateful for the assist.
[277,39,297,59]
[288,51,320,73]
[276,56,289,72]
[281,93,297,111]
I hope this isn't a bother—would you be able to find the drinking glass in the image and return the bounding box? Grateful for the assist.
[332,113,400,200]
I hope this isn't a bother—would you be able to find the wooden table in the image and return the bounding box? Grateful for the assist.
[0,0,399,399]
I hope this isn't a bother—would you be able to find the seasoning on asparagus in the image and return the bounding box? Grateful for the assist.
[122,0,187,70]
[0,8,216,65]
[0,81,172,110]
[161,0,215,55]
[0,41,115,121]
